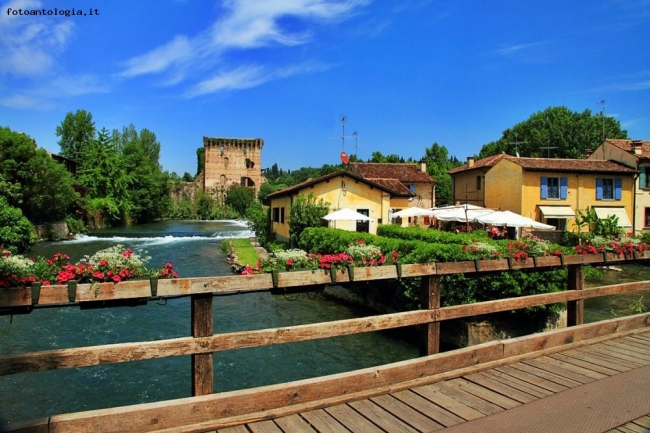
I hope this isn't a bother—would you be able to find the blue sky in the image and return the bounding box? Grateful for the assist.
[1,0,649,176]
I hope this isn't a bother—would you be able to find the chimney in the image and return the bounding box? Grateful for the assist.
[632,140,643,156]
[584,149,593,158]
[420,160,427,173]
[467,157,475,168]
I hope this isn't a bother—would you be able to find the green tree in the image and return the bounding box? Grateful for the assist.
[0,196,36,253]
[478,106,627,159]
[77,128,131,224]
[422,143,461,206]
[225,186,255,216]
[288,193,330,246]
[196,147,205,177]
[246,201,270,243]
[119,127,168,223]
[55,109,96,162]
[194,190,215,219]
[0,127,78,223]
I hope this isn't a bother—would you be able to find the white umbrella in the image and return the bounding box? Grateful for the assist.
[391,207,436,218]
[477,210,555,229]
[323,208,373,221]
[431,204,494,222]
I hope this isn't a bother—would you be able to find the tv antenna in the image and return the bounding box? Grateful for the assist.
[540,139,558,158]
[509,133,526,157]
[597,100,606,141]
[340,115,346,152]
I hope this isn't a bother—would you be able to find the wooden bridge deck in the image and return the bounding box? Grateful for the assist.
[219,330,650,433]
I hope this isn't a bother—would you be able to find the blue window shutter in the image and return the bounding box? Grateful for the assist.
[615,178,622,200]
[641,169,647,189]
[540,177,547,199]
[560,177,567,199]
[596,178,603,200]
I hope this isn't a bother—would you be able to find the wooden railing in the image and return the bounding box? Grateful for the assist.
[2,252,650,432]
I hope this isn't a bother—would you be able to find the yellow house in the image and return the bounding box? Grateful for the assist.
[588,139,650,233]
[450,155,637,232]
[267,170,416,243]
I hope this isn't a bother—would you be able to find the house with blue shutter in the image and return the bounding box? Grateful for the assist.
[588,139,650,233]
[450,154,636,233]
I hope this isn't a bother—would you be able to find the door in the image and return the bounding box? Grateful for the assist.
[356,209,370,233]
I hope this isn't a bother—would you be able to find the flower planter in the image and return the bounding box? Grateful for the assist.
[347,264,355,282]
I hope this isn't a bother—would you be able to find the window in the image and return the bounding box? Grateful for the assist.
[596,178,622,200]
[645,208,650,227]
[409,184,416,193]
[272,207,280,223]
[280,207,285,224]
[540,177,567,199]
[640,167,650,189]
[476,176,481,191]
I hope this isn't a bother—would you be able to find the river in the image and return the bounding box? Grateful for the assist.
[1,221,649,425]
[0,220,418,425]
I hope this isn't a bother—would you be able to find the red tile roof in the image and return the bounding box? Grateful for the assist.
[349,163,435,183]
[604,139,650,158]
[448,154,506,173]
[508,156,636,173]
[449,154,636,174]
[267,170,414,199]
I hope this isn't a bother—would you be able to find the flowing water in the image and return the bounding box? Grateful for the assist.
[0,221,418,424]
[1,221,649,425]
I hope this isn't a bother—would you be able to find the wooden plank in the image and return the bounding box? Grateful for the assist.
[272,413,317,432]
[584,344,647,367]
[520,357,595,384]
[437,378,519,411]
[217,425,250,433]
[602,340,650,361]
[529,355,609,380]
[400,383,489,422]
[298,410,350,433]
[430,381,502,416]
[631,415,650,429]
[478,369,554,398]
[0,310,435,376]
[348,399,420,432]
[76,280,151,302]
[370,393,446,431]
[191,293,213,396]
[506,362,584,388]
[420,275,441,356]
[388,390,465,428]
[493,365,570,393]
[462,372,538,403]
[324,404,383,432]
[0,287,31,307]
[547,352,621,376]
[247,420,284,433]
[558,349,633,373]
[567,264,584,326]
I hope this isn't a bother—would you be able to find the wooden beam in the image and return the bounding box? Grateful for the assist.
[567,264,585,326]
[191,293,213,396]
[420,275,440,356]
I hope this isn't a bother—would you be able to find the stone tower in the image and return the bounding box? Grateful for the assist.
[203,137,263,201]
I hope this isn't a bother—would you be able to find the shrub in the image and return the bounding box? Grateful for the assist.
[0,196,36,254]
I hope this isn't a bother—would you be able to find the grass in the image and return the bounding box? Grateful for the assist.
[229,238,260,266]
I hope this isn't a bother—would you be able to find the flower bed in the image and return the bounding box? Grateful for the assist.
[1,245,178,288]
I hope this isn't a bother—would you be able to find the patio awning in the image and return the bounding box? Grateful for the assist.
[593,207,632,227]
[539,205,575,218]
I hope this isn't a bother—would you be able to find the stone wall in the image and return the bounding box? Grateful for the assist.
[203,137,263,201]
[34,221,70,242]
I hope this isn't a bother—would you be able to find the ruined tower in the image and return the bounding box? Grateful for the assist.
[202,137,263,201]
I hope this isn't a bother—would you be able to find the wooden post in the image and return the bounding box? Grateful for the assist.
[567,264,584,327]
[191,293,214,396]
[420,275,441,356]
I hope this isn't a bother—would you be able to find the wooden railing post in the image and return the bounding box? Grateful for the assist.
[191,293,214,396]
[420,275,441,356]
[567,264,584,327]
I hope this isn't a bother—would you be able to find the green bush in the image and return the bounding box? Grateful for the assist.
[0,196,36,253]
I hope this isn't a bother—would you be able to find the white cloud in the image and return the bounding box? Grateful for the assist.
[0,0,74,77]
[119,0,369,95]
[0,74,109,109]
[493,42,551,58]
